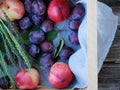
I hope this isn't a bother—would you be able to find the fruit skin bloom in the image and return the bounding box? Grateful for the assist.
[15,68,40,89]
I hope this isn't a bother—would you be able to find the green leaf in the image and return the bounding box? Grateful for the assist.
[0,38,5,52]
[33,60,40,68]
[27,25,40,31]
[0,67,10,88]
[0,21,22,67]
[0,19,31,69]
[0,31,16,66]
[19,32,31,45]
[46,30,58,41]
[0,67,4,77]
[0,27,22,66]
[1,9,23,44]
[54,39,65,59]
[0,51,16,88]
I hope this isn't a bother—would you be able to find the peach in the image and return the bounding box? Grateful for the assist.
[0,0,25,21]
[47,0,70,22]
[48,62,73,89]
[15,68,40,89]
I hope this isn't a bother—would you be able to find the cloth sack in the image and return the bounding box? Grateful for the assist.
[69,0,118,88]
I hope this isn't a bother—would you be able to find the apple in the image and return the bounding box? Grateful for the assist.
[15,68,40,89]
[0,0,25,21]
[48,62,73,89]
[47,0,70,22]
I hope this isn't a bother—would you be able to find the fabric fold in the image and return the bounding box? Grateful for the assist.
[69,1,118,88]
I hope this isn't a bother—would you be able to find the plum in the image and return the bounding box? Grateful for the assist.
[68,32,79,45]
[19,17,32,30]
[40,53,54,67]
[41,19,54,32]
[71,4,85,20]
[68,19,81,31]
[32,0,46,15]
[29,29,45,44]
[59,46,74,60]
[31,14,44,25]
[39,40,53,53]
[24,0,33,13]
[0,75,11,89]
[28,44,40,57]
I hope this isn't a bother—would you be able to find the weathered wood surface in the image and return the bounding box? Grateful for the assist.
[98,0,120,90]
[105,26,120,63]
[36,86,86,90]
[99,0,120,7]
[98,63,120,90]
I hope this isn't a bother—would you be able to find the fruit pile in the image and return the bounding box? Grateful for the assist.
[0,0,85,89]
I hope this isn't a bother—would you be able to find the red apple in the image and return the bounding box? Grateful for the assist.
[48,0,70,22]
[15,68,40,89]
[48,62,73,89]
[0,0,25,21]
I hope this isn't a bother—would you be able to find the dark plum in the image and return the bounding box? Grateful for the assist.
[40,40,53,53]
[71,4,85,20]
[32,0,46,15]
[19,17,32,30]
[0,76,11,89]
[41,19,54,32]
[29,30,45,44]
[44,0,51,6]
[68,32,79,45]
[21,0,25,3]
[68,19,81,31]
[31,14,44,25]
[40,53,54,67]
[24,0,33,13]
[59,46,74,59]
[28,44,40,57]
[4,53,18,65]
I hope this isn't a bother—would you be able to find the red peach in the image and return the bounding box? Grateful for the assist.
[15,68,40,89]
[48,62,73,89]
[0,0,25,21]
[48,0,70,22]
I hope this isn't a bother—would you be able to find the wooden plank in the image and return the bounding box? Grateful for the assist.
[112,7,120,25]
[105,26,120,63]
[37,86,86,90]
[98,0,120,7]
[98,63,120,90]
